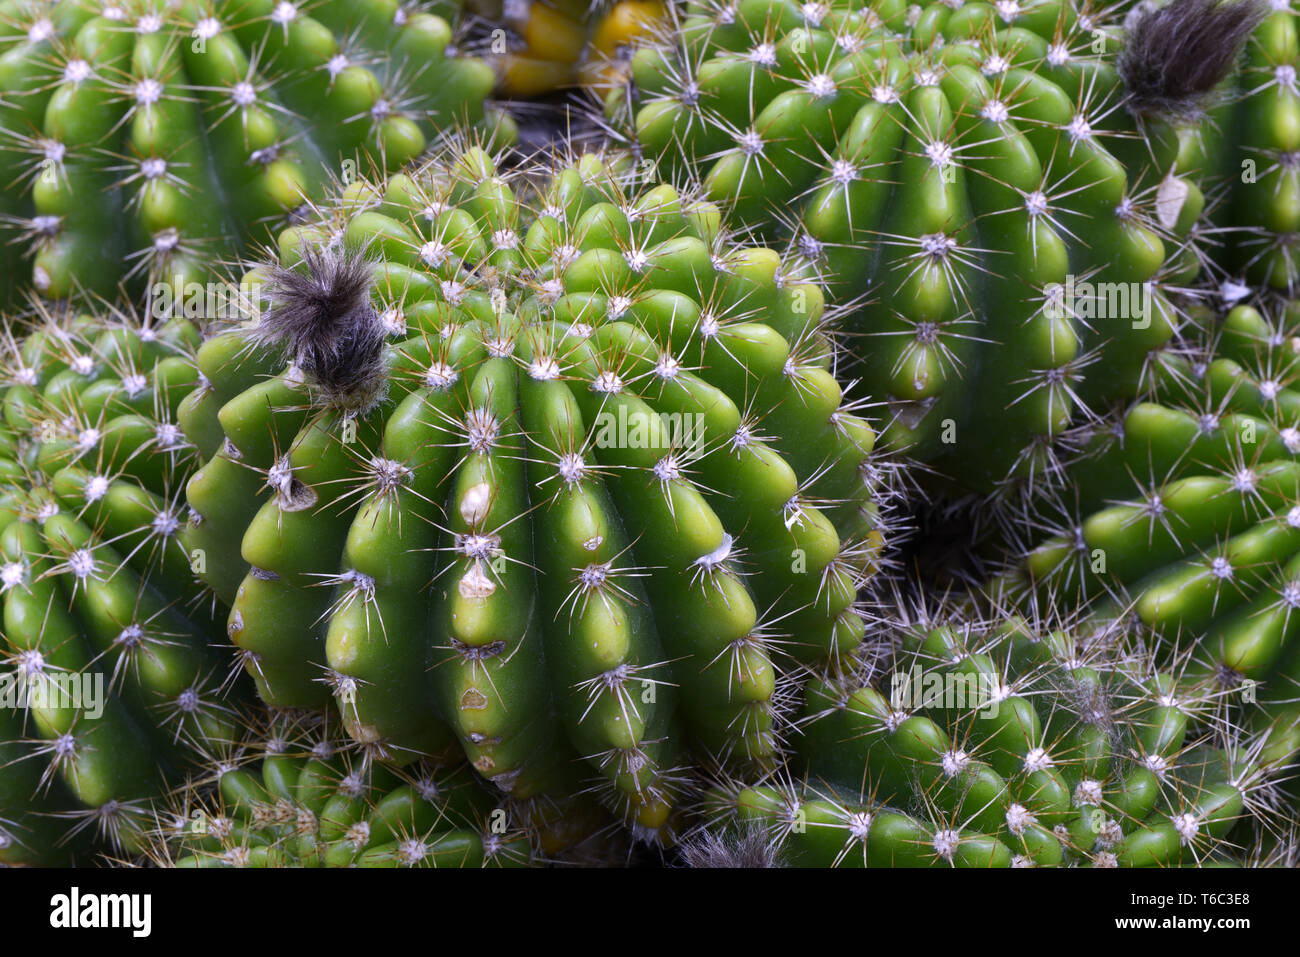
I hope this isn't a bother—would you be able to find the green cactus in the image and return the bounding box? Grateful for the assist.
[0,702,83,864]
[0,0,510,302]
[175,142,892,836]
[146,711,538,867]
[0,301,243,860]
[981,299,1300,815]
[692,607,1285,867]
[1179,1,1300,293]
[606,0,1249,490]
[1011,304,1300,698]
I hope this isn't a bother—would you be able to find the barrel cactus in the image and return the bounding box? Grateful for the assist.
[692,607,1286,866]
[147,711,538,867]
[173,142,892,837]
[605,0,1262,491]
[0,0,508,301]
[985,298,1300,817]
[0,301,243,861]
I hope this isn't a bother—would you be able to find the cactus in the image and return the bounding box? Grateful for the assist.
[985,299,1300,819]
[478,0,669,97]
[0,0,509,302]
[146,711,538,867]
[1179,0,1300,293]
[1011,303,1300,702]
[0,702,83,864]
[0,300,243,859]
[693,606,1287,867]
[604,0,1263,490]
[175,141,894,836]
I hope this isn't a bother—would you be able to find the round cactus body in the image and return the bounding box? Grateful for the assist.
[996,300,1300,800]
[695,610,1277,867]
[608,0,1254,490]
[0,303,243,857]
[175,144,890,834]
[0,0,508,302]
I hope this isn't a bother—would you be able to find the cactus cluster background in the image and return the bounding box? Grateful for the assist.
[0,0,1298,871]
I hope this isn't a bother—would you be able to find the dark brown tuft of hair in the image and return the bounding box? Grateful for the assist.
[255,244,388,409]
[1120,0,1267,119]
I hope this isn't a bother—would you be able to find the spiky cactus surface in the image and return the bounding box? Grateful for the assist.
[174,143,893,836]
[3,0,1299,874]
[0,303,243,861]
[0,0,507,302]
[1179,1,1300,293]
[604,0,1262,491]
[147,712,538,867]
[0,702,81,863]
[990,301,1300,791]
[692,608,1285,867]
[1012,304,1300,697]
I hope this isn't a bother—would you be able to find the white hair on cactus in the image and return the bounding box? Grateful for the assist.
[931,829,959,861]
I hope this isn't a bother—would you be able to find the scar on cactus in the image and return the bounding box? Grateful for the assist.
[1120,0,1267,119]
[256,245,388,411]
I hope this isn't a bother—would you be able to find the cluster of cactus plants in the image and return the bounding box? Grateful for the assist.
[1,0,1299,869]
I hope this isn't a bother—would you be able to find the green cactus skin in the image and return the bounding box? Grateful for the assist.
[609,0,1204,491]
[0,0,509,302]
[148,713,537,867]
[1012,304,1300,691]
[176,143,891,836]
[0,303,244,858]
[986,301,1300,807]
[1180,2,1300,293]
[0,702,83,864]
[693,610,1281,867]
